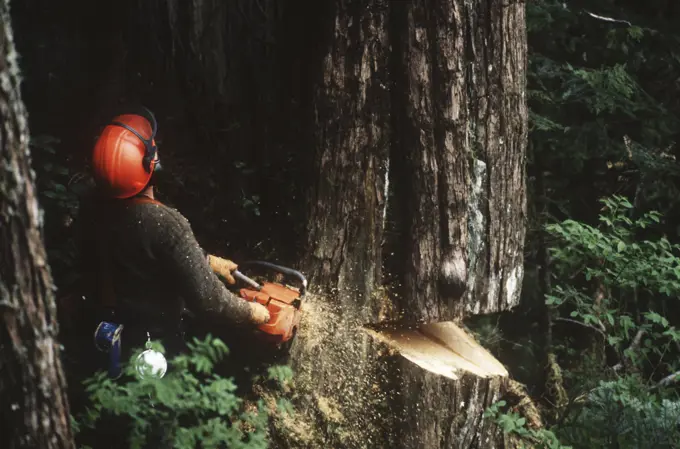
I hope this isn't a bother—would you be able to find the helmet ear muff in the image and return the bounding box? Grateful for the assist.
[110,106,159,174]
[142,144,160,173]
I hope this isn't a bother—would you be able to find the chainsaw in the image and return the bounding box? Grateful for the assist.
[232,261,307,348]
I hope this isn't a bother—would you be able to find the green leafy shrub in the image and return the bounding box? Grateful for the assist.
[544,197,680,446]
[546,196,680,378]
[488,197,680,448]
[74,335,292,449]
[483,400,570,449]
[487,377,680,449]
[558,377,680,449]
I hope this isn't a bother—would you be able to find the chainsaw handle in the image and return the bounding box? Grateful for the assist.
[233,270,262,290]
[238,261,308,295]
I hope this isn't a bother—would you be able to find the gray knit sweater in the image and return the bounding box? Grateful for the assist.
[77,193,253,333]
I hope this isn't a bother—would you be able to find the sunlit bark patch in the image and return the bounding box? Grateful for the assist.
[363,321,508,380]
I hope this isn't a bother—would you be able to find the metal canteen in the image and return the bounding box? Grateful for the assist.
[135,349,168,379]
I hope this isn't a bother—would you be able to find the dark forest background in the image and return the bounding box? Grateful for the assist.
[7,0,680,448]
[13,0,316,271]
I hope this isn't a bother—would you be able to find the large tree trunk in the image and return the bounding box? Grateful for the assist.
[279,0,527,448]
[0,0,75,448]
[387,1,527,447]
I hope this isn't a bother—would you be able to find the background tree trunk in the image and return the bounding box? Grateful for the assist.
[0,0,75,448]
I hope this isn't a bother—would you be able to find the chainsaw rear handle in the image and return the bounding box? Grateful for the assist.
[235,261,308,295]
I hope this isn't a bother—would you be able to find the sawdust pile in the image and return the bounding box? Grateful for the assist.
[267,290,395,448]
[265,288,510,448]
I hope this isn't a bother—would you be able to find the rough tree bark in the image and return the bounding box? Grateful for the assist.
[0,0,75,448]
[274,1,395,447]
[300,0,389,303]
[387,1,527,447]
[280,0,527,448]
[389,0,526,323]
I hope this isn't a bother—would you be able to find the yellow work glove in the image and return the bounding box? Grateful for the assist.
[249,302,271,324]
[208,255,238,284]
[207,255,270,325]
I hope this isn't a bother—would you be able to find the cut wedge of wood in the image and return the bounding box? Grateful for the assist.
[363,321,508,380]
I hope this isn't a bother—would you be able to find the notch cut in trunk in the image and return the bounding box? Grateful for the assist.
[363,321,508,380]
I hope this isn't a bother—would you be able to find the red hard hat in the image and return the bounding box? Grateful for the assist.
[92,109,160,199]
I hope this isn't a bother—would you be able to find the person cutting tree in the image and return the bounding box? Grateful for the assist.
[76,107,270,376]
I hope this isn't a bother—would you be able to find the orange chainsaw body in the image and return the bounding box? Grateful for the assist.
[239,282,302,344]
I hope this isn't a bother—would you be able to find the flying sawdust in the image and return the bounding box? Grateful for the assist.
[274,291,392,448]
[267,290,509,448]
